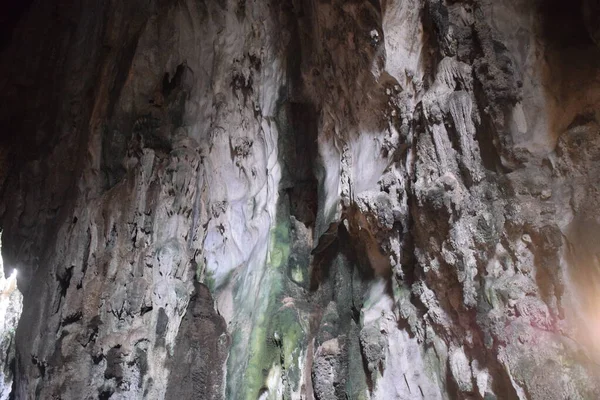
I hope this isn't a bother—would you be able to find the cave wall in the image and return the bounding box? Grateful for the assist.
[1,0,600,399]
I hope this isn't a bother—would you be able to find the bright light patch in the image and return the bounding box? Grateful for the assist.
[0,235,24,400]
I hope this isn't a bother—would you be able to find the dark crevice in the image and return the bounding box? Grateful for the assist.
[106,224,117,248]
[309,231,340,292]
[472,79,510,173]
[140,305,153,316]
[162,64,186,99]
[56,266,74,299]
[92,353,104,364]
[98,389,114,400]
[81,227,91,276]
[31,355,46,378]
[61,311,82,327]
[287,103,319,227]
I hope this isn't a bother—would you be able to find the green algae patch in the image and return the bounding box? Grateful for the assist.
[226,203,309,399]
[241,217,304,398]
[269,219,291,270]
[194,257,217,292]
[203,267,216,293]
[290,264,304,284]
[272,306,306,391]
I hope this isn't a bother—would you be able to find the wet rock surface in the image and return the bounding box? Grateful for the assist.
[1,0,600,399]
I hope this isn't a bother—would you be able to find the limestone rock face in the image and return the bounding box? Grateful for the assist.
[1,0,600,399]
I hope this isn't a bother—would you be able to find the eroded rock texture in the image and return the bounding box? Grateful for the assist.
[1,0,600,399]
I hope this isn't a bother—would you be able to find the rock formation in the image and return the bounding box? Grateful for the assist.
[1,0,600,398]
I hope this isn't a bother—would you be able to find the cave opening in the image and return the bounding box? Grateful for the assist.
[0,233,23,400]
